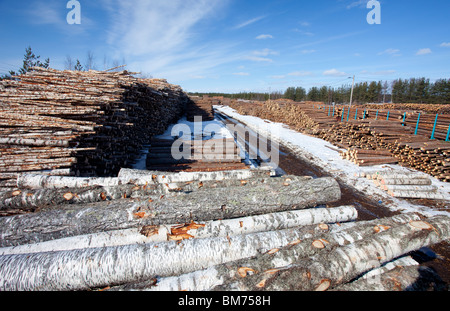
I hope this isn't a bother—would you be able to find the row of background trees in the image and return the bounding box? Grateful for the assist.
[192,78,450,105]
[284,78,450,105]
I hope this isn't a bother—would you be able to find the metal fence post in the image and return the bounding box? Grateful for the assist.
[430,114,438,140]
[386,111,390,121]
[415,113,421,135]
[375,110,378,120]
[341,107,345,122]
[347,107,350,122]
[355,108,358,120]
[446,123,450,141]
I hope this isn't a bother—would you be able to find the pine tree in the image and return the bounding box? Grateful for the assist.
[74,60,83,71]
[9,46,50,76]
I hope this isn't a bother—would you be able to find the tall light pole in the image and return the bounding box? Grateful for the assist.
[349,75,355,108]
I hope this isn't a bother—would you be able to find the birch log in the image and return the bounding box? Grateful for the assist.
[332,256,446,291]
[129,213,420,291]
[0,225,322,291]
[212,214,450,291]
[0,176,341,247]
[0,183,163,212]
[0,206,357,255]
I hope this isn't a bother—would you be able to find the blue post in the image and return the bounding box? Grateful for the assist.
[363,110,366,120]
[430,114,438,140]
[386,111,390,121]
[347,107,350,122]
[355,108,358,120]
[402,113,406,125]
[341,107,345,122]
[375,110,379,120]
[446,123,450,142]
[332,105,335,117]
[328,104,331,116]
[415,113,421,135]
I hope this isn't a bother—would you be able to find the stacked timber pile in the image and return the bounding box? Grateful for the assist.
[146,137,248,172]
[340,148,398,167]
[0,67,189,188]
[319,120,450,181]
[362,103,450,115]
[186,96,215,121]
[0,169,448,291]
[358,171,447,200]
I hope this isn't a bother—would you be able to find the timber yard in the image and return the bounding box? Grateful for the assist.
[0,67,448,293]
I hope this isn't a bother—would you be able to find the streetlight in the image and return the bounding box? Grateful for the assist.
[349,75,355,108]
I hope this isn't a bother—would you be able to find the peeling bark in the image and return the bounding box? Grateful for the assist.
[0,224,324,291]
[116,213,421,291]
[0,176,341,247]
[0,206,357,255]
[211,215,450,291]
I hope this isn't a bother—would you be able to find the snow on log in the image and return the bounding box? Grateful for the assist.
[0,176,341,247]
[0,205,357,255]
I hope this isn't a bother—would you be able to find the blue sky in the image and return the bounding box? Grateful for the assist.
[0,0,449,93]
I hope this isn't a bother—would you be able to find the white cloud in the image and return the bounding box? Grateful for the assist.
[271,75,286,79]
[416,48,432,55]
[323,69,348,77]
[256,34,273,40]
[233,16,265,29]
[252,48,279,56]
[288,71,313,77]
[106,0,225,56]
[103,0,248,83]
[293,29,314,36]
[233,72,250,76]
[347,0,368,9]
[245,56,273,62]
[440,42,450,47]
[378,48,401,56]
[300,49,316,54]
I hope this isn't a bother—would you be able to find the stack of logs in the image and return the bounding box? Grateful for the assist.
[186,97,215,121]
[0,169,448,291]
[226,100,449,182]
[0,67,190,189]
[358,171,447,200]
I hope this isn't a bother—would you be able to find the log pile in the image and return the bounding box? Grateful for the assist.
[224,100,450,181]
[358,171,448,200]
[146,138,248,172]
[0,67,189,188]
[0,169,448,291]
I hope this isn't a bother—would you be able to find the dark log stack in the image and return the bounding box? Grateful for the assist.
[0,67,189,188]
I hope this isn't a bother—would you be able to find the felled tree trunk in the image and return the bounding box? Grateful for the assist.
[332,256,446,291]
[0,184,163,214]
[212,215,450,291]
[126,213,420,291]
[0,206,357,255]
[0,176,341,247]
[0,224,323,291]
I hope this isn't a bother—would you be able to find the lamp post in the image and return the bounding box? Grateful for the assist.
[349,75,355,108]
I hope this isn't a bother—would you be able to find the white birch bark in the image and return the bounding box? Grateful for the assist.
[0,206,357,255]
[122,213,421,291]
[0,225,318,291]
[387,190,447,200]
[0,176,341,247]
[215,214,450,291]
